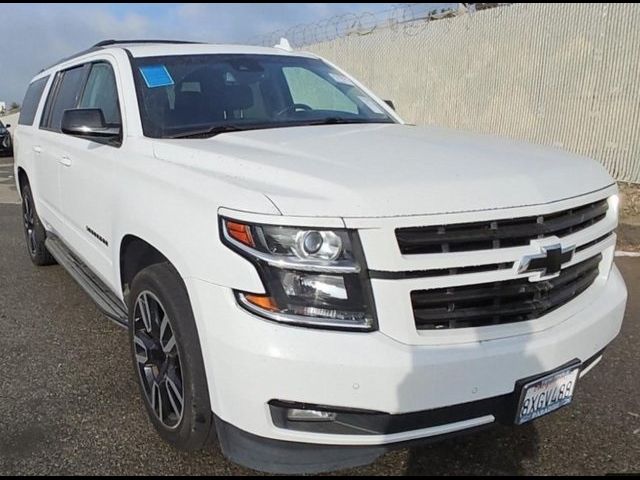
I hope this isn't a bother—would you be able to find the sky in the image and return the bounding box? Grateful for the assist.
[0,3,400,104]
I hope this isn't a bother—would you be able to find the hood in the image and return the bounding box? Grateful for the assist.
[153,124,614,218]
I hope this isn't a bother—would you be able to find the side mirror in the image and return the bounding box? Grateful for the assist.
[5,124,10,128]
[384,100,396,111]
[61,109,120,139]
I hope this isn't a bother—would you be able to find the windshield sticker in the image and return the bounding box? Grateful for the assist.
[358,96,384,114]
[329,73,354,86]
[139,65,174,88]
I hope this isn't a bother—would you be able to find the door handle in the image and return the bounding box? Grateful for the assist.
[33,146,42,154]
[60,156,72,167]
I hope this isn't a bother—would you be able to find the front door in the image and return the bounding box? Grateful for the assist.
[58,61,124,290]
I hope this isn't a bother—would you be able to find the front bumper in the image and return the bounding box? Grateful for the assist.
[213,350,603,474]
[185,264,626,469]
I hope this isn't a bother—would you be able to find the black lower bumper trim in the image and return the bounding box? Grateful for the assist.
[214,415,491,474]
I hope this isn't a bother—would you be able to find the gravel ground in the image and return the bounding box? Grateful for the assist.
[0,171,638,475]
[618,182,640,251]
[619,182,640,226]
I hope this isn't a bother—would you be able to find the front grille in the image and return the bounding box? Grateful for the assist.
[397,199,608,255]
[411,254,601,330]
[575,231,614,253]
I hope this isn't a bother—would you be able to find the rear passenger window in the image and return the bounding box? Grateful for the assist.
[79,63,121,125]
[41,66,86,131]
[18,76,49,126]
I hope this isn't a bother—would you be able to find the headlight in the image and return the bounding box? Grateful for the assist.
[221,218,376,331]
[609,194,620,218]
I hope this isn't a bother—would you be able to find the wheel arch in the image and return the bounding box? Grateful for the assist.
[17,166,29,196]
[119,234,175,303]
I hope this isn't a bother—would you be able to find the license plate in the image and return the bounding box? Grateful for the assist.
[515,365,580,425]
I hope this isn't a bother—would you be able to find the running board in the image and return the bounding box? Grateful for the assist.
[45,236,128,328]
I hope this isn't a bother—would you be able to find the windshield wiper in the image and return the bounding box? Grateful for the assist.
[302,117,393,126]
[169,124,248,139]
[169,117,393,139]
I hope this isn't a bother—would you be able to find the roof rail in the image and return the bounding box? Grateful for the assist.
[41,47,101,72]
[92,39,203,48]
[40,39,205,72]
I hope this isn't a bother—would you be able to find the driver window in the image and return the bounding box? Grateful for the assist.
[282,67,358,114]
[79,62,121,125]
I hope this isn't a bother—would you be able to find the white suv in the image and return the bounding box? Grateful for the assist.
[14,40,627,473]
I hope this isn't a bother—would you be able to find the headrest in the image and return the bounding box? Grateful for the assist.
[224,84,254,111]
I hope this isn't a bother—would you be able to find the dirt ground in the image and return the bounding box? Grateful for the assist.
[617,182,640,251]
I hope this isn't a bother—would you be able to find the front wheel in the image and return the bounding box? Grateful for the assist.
[128,262,214,450]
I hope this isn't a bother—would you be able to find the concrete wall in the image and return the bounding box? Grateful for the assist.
[307,3,640,183]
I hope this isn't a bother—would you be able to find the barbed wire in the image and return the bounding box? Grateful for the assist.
[249,3,511,48]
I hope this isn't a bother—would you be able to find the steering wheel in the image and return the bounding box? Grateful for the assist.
[275,103,313,117]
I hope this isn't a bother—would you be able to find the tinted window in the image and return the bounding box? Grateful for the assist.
[79,63,121,125]
[18,76,49,126]
[43,66,86,131]
[131,54,394,138]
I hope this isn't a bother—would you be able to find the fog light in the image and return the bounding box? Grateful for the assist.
[286,408,337,422]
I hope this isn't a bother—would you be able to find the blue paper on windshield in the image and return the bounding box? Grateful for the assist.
[139,65,174,88]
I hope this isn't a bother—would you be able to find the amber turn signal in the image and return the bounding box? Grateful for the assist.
[225,220,254,247]
[243,293,279,312]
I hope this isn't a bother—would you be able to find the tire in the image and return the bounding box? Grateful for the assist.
[128,262,214,451]
[21,183,56,266]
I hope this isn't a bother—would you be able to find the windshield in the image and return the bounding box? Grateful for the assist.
[131,54,395,138]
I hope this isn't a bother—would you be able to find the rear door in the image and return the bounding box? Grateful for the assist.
[13,75,50,215]
[36,65,88,232]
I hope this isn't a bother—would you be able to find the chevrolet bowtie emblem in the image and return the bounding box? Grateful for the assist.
[519,244,576,278]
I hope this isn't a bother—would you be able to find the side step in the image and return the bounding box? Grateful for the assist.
[45,236,128,328]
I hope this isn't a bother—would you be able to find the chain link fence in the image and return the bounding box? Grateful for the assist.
[265,3,640,183]
[251,4,500,48]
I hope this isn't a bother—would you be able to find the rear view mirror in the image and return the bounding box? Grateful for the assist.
[61,109,120,140]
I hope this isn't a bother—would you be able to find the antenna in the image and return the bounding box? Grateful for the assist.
[274,37,293,52]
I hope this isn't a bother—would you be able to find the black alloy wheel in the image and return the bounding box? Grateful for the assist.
[132,290,185,429]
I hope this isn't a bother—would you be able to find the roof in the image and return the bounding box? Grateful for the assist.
[41,39,313,73]
[124,42,308,58]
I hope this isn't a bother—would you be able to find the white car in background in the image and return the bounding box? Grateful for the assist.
[13,40,626,473]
